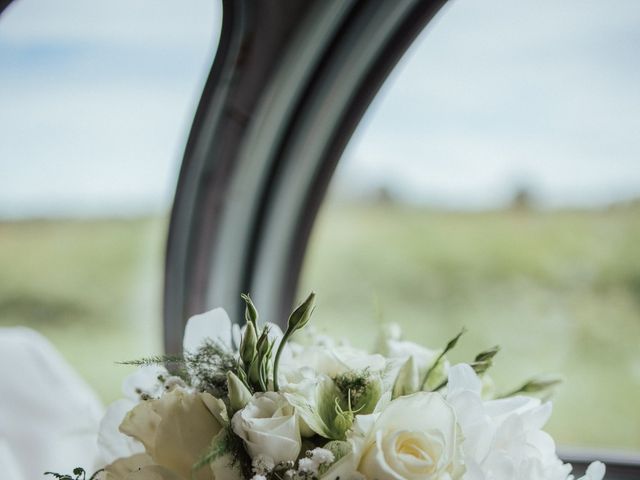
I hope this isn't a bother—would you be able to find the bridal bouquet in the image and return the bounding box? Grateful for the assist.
[52,293,606,480]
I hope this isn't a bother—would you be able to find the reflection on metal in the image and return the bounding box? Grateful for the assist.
[0,0,13,16]
[560,447,640,479]
[165,0,447,354]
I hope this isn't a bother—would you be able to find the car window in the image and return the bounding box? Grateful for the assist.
[300,0,640,451]
[0,0,220,402]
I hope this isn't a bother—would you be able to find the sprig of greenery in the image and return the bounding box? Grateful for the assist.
[432,344,500,392]
[188,340,241,397]
[118,354,184,366]
[119,340,240,398]
[420,328,466,391]
[44,468,103,480]
[498,375,563,398]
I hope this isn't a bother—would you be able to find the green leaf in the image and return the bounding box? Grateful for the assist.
[192,428,230,472]
[241,293,259,328]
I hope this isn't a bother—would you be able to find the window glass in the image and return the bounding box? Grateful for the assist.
[300,0,640,451]
[0,0,220,402]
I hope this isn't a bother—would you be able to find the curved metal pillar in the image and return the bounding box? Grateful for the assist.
[164,0,448,354]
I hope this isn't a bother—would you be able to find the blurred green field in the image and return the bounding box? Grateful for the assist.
[300,202,640,451]
[0,218,164,401]
[1,205,639,451]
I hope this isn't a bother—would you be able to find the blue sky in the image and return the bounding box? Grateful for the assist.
[1,0,639,217]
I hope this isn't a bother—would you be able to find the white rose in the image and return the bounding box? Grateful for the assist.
[351,392,464,480]
[231,391,301,464]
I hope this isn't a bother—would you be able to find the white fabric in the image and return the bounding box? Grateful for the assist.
[0,327,104,479]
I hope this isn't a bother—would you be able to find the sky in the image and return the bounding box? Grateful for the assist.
[0,0,220,218]
[1,0,639,217]
[337,0,640,209]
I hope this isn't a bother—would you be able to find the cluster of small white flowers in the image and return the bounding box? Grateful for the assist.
[251,454,276,478]
[288,448,336,478]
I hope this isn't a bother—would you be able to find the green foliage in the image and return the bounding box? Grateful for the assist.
[420,328,465,391]
[187,340,241,397]
[470,345,500,375]
[499,375,563,398]
[192,426,253,479]
[44,468,103,480]
[193,429,230,471]
[120,340,240,397]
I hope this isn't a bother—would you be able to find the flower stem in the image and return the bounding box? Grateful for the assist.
[272,331,291,392]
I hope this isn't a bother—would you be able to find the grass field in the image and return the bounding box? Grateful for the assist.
[1,204,639,451]
[301,202,640,451]
[0,218,164,401]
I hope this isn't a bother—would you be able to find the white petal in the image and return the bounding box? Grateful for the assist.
[580,461,606,480]
[182,308,232,353]
[447,363,482,397]
[97,399,144,464]
[121,365,168,400]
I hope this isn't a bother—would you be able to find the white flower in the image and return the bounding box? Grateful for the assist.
[116,388,226,480]
[284,343,386,378]
[309,448,335,465]
[298,457,318,474]
[98,366,170,465]
[182,308,235,353]
[382,338,440,373]
[446,363,575,480]
[121,365,169,401]
[350,392,465,480]
[577,461,606,480]
[251,454,276,475]
[295,448,336,477]
[231,392,302,464]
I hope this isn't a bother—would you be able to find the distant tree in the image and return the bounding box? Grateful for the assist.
[510,185,535,211]
[371,185,396,205]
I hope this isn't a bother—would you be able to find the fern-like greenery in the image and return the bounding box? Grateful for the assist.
[44,468,103,480]
[119,340,240,398]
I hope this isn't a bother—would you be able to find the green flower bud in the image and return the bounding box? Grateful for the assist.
[227,371,252,413]
[240,321,258,367]
[248,357,262,390]
[287,292,316,334]
[392,356,419,399]
[331,411,353,440]
[241,293,259,327]
[499,375,563,398]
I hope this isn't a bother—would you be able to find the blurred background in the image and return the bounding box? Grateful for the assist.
[1,0,639,452]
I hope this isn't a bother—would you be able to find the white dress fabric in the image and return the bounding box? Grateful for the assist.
[0,327,104,480]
